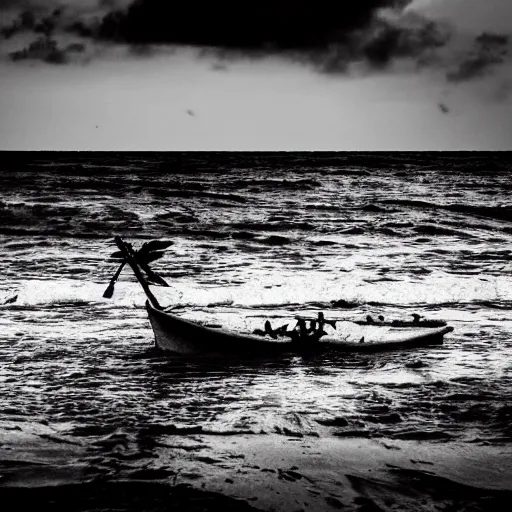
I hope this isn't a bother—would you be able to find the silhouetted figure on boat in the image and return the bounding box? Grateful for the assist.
[266,320,288,338]
[295,318,308,340]
[265,320,277,339]
[253,320,289,339]
[307,320,317,334]
[318,311,336,330]
[289,313,330,347]
[290,328,320,347]
[254,312,334,346]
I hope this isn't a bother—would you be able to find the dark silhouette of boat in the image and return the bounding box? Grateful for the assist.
[104,237,454,355]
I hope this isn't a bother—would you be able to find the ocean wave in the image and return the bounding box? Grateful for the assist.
[149,188,247,203]
[257,235,293,246]
[230,220,315,232]
[413,224,474,237]
[381,199,512,223]
[229,178,321,190]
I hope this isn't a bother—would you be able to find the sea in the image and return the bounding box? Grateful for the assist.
[0,152,511,509]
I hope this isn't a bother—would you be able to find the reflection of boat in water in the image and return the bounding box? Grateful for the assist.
[105,237,454,356]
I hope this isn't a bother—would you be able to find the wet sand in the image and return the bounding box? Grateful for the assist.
[2,422,511,511]
[196,435,512,511]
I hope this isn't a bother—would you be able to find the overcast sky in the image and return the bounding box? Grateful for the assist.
[0,0,511,150]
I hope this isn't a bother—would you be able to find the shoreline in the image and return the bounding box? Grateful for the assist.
[2,425,511,511]
[173,435,512,511]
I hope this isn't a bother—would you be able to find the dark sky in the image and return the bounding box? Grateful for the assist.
[0,0,511,150]
[94,0,410,48]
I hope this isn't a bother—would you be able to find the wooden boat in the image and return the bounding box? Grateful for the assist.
[353,319,447,328]
[105,237,454,356]
[146,300,453,355]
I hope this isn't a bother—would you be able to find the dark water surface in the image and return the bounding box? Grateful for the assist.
[1,152,511,508]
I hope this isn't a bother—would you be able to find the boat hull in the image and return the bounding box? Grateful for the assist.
[146,301,454,356]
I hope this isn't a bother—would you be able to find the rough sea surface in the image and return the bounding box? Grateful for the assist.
[1,152,511,511]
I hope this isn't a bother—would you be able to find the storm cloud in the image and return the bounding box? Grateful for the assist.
[447,32,509,83]
[90,0,452,69]
[90,1,411,48]
[1,9,56,39]
[93,0,448,73]
[2,0,444,68]
[9,37,86,64]
[1,0,510,83]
